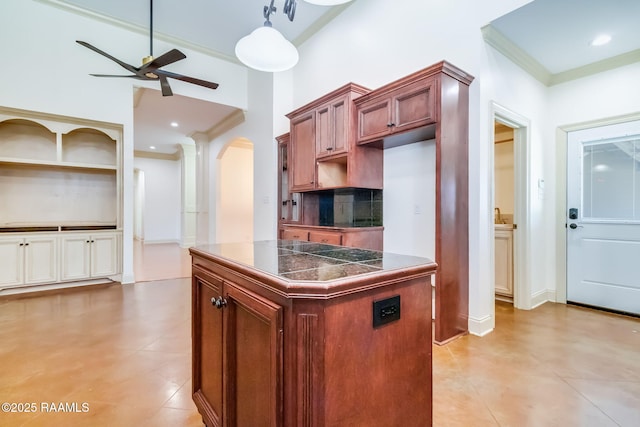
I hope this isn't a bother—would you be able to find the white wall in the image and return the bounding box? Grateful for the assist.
[1,0,249,283]
[133,157,181,243]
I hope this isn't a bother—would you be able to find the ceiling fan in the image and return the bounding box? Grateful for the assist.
[76,0,218,96]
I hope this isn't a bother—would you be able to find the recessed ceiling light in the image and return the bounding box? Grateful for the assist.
[170,122,179,127]
[591,34,611,47]
[150,146,156,150]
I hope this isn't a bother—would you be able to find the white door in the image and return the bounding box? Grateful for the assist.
[0,237,25,287]
[567,120,640,315]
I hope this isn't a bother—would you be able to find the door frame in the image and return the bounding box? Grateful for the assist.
[555,111,640,303]
[490,102,532,311]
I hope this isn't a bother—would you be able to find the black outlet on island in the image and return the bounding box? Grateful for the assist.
[373,295,401,328]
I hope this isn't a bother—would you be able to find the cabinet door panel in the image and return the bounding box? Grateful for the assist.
[61,235,90,281]
[331,97,348,154]
[193,275,224,427]
[357,98,391,143]
[315,105,331,157]
[24,236,57,284]
[224,282,283,427]
[393,80,435,132]
[91,234,118,277]
[290,112,316,191]
[0,238,24,286]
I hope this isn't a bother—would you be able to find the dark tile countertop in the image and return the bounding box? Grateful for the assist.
[191,240,436,283]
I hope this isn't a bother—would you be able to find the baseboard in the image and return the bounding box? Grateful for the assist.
[141,239,181,245]
[468,314,494,337]
[531,289,556,309]
[0,279,116,299]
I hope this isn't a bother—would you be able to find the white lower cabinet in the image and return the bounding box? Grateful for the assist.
[61,233,119,281]
[494,228,514,297]
[0,235,58,288]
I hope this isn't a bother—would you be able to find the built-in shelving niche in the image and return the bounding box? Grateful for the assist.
[0,114,120,230]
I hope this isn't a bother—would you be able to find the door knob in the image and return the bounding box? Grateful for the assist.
[569,223,583,229]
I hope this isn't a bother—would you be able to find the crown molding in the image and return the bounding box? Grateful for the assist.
[482,24,551,86]
[549,48,640,85]
[36,0,239,64]
[483,24,640,87]
[134,150,179,161]
[199,109,246,141]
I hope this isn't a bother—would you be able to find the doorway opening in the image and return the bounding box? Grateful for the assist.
[491,102,532,325]
[216,138,255,243]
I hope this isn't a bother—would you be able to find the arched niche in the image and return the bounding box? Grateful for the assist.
[0,119,56,162]
[62,127,117,166]
[216,137,254,243]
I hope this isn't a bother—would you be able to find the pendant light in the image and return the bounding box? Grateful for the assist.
[235,0,299,72]
[235,0,352,72]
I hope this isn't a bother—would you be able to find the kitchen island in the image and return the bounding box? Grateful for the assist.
[190,240,437,427]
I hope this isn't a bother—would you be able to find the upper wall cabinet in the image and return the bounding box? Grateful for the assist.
[355,78,436,146]
[286,83,383,192]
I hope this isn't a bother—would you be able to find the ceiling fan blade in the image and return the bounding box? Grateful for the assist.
[139,49,186,72]
[159,74,173,97]
[89,74,146,79]
[76,40,141,75]
[156,69,219,90]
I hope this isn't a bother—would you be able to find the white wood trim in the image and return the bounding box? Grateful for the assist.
[531,289,556,309]
[490,102,533,319]
[468,314,494,337]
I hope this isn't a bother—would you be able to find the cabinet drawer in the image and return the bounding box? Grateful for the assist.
[282,229,309,241]
[309,231,342,245]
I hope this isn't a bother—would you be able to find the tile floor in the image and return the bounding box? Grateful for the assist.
[0,241,639,426]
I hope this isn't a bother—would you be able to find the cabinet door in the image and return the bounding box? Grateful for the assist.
[60,235,91,281]
[356,96,392,144]
[392,79,435,133]
[193,273,224,427]
[494,229,513,297]
[0,237,24,287]
[290,112,317,191]
[90,233,118,277]
[224,281,283,427]
[24,236,57,284]
[316,95,350,158]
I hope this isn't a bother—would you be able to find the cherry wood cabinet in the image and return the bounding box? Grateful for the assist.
[276,134,301,226]
[190,241,436,427]
[354,61,475,344]
[286,83,383,191]
[281,224,383,251]
[356,78,436,145]
[289,112,316,192]
[315,93,349,158]
[192,265,283,427]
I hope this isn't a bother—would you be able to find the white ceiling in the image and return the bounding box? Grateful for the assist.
[55,0,640,154]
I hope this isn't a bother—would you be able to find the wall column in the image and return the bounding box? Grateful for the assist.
[192,133,210,245]
[179,143,197,247]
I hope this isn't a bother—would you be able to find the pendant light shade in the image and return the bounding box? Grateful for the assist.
[235,26,299,72]
[303,0,353,5]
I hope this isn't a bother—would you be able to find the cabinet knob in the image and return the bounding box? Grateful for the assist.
[327,147,333,151]
[212,296,228,309]
[387,122,395,127]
